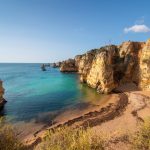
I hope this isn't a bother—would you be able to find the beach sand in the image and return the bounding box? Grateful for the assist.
[19,83,150,150]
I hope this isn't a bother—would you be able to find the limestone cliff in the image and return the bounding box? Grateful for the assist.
[139,39,150,90]
[60,39,150,93]
[0,80,5,110]
[60,59,78,72]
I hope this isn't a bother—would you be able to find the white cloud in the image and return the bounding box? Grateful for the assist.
[124,24,150,33]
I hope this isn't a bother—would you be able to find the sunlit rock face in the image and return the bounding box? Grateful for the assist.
[75,49,97,83]
[116,41,145,85]
[60,59,78,72]
[139,39,150,90]
[60,39,150,93]
[85,46,116,93]
[0,80,5,109]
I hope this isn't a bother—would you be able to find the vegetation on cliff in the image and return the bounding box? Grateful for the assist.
[0,117,27,150]
[35,118,150,150]
[131,118,150,150]
[0,116,150,150]
[35,127,105,150]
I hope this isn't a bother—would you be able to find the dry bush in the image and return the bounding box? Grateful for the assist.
[35,126,105,150]
[131,118,150,150]
[0,117,26,150]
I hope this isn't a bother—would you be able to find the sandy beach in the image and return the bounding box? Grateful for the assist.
[22,83,150,150]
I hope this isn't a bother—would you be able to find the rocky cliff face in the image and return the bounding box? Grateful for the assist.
[85,46,117,93]
[139,39,150,90]
[0,80,5,109]
[60,59,78,72]
[75,50,97,83]
[60,39,150,93]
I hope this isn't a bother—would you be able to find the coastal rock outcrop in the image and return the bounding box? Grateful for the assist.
[139,39,150,90]
[41,64,46,71]
[0,80,6,110]
[75,49,97,83]
[51,62,62,68]
[86,46,117,93]
[59,39,150,93]
[60,59,78,72]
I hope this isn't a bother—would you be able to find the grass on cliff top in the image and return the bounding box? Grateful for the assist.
[1,116,150,150]
[35,126,105,150]
[0,117,26,150]
[131,118,150,150]
[36,118,150,150]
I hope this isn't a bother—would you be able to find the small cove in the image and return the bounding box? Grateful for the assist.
[0,63,107,128]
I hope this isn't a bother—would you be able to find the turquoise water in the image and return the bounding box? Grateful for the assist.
[0,63,102,123]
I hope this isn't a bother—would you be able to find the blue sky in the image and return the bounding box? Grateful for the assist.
[0,0,150,63]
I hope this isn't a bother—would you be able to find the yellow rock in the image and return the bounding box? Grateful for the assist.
[60,39,150,93]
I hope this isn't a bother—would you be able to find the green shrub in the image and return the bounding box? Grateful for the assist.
[35,126,105,150]
[0,117,26,150]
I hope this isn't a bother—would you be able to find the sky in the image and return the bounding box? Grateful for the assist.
[0,0,150,63]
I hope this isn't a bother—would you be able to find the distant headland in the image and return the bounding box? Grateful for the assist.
[54,39,150,94]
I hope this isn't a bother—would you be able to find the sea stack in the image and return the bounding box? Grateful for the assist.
[0,80,6,110]
[41,64,46,71]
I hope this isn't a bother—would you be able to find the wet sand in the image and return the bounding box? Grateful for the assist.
[22,93,120,145]
[15,94,111,141]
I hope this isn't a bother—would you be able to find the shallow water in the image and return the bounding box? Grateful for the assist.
[0,63,104,124]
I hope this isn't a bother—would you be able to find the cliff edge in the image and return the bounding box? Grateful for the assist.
[60,39,150,93]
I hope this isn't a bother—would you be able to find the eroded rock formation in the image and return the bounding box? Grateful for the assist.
[0,80,6,110]
[60,59,78,72]
[59,39,150,93]
[51,62,62,68]
[139,39,150,90]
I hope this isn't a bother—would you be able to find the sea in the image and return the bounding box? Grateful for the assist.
[0,63,104,125]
